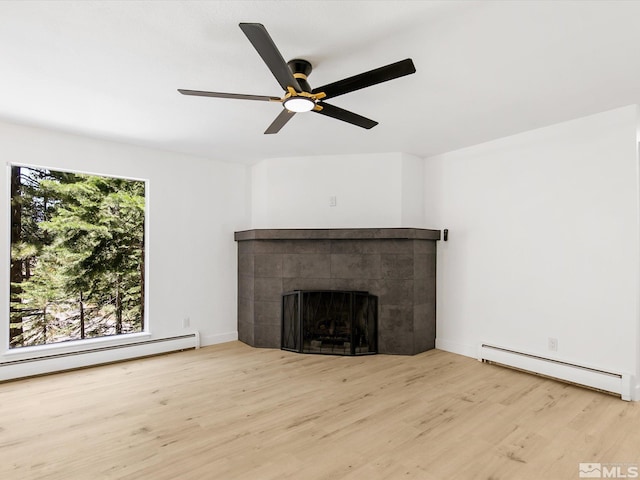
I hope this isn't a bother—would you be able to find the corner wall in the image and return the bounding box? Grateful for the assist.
[251,152,425,229]
[424,105,640,398]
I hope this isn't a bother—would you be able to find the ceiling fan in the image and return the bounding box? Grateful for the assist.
[178,23,416,134]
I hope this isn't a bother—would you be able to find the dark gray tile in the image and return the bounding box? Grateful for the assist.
[330,239,413,254]
[282,277,334,292]
[378,330,416,355]
[414,240,437,255]
[254,277,283,302]
[378,305,414,355]
[414,276,436,304]
[254,254,283,278]
[378,278,413,305]
[331,240,379,254]
[413,254,436,279]
[379,304,414,330]
[330,278,379,293]
[238,254,254,275]
[255,300,281,326]
[282,254,331,278]
[238,275,254,300]
[282,240,331,254]
[379,240,415,254]
[413,303,436,353]
[238,296,254,325]
[330,254,381,279]
[381,254,414,279]
[254,324,281,348]
[252,240,287,254]
[379,335,415,355]
[237,241,255,254]
[238,321,254,345]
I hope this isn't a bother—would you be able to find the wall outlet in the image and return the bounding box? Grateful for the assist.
[548,337,558,352]
[183,317,190,328]
[329,195,337,207]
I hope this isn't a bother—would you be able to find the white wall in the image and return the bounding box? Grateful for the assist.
[425,105,640,396]
[5,104,640,397]
[0,121,250,374]
[251,152,426,229]
[401,153,425,227]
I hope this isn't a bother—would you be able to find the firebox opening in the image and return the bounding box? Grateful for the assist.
[281,290,378,356]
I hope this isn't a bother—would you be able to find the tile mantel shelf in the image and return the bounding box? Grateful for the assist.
[235,228,440,355]
[234,228,441,241]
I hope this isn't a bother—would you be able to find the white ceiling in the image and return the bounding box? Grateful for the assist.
[2,0,640,164]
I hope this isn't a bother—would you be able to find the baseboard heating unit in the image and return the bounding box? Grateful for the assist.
[0,332,200,381]
[478,343,632,401]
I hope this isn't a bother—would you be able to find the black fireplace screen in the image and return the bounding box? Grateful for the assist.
[281,290,377,355]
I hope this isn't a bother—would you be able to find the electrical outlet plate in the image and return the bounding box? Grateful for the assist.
[548,337,558,352]
[183,317,190,328]
[329,196,337,207]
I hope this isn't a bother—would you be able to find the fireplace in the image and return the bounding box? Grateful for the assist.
[234,228,439,355]
[281,290,377,355]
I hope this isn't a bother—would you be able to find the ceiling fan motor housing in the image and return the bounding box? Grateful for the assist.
[287,59,312,92]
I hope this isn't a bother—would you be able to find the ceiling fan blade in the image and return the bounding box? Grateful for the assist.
[312,58,416,100]
[314,102,378,129]
[264,108,296,134]
[178,89,281,102]
[239,23,302,93]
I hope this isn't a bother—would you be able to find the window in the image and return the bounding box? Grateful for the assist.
[9,165,146,348]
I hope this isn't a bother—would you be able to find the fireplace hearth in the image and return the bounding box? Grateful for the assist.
[282,290,377,356]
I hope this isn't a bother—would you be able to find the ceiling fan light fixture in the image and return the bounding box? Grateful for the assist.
[283,96,315,113]
[179,23,416,133]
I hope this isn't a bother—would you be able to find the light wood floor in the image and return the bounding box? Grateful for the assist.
[1,341,639,480]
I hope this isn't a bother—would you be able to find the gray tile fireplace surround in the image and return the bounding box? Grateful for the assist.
[234,228,440,355]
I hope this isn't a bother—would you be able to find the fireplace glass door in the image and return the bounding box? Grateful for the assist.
[281,290,377,356]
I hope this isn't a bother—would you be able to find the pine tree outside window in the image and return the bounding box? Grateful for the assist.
[9,165,146,348]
